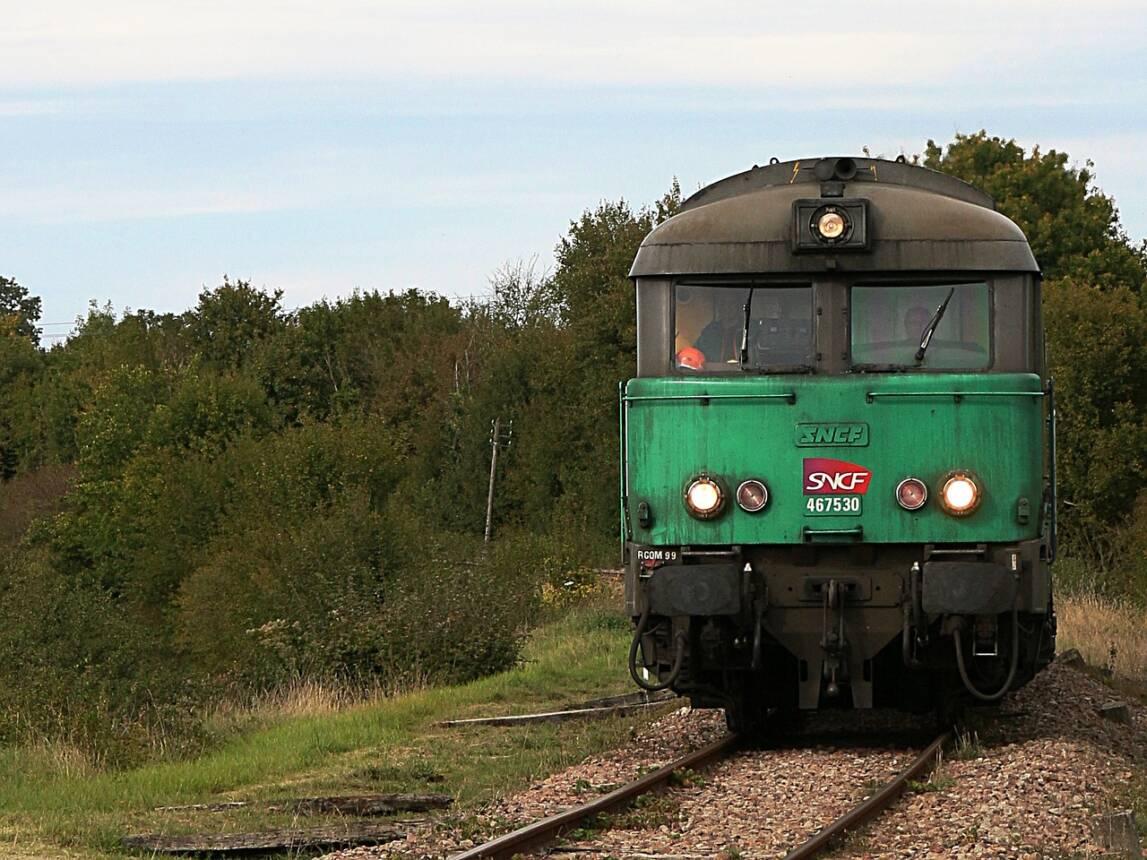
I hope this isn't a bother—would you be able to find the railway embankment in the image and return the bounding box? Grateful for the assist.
[0,592,1143,859]
[0,603,645,858]
[328,592,1146,859]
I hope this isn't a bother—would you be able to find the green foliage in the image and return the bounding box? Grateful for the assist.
[0,546,194,758]
[176,489,390,680]
[0,465,73,544]
[1043,281,1147,560]
[188,277,285,369]
[74,365,167,480]
[0,326,44,479]
[469,181,683,540]
[0,279,49,477]
[925,131,1147,290]
[0,274,43,345]
[172,420,407,681]
[1107,496,1147,605]
[376,529,538,685]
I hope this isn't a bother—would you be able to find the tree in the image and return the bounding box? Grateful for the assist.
[496,180,682,541]
[0,332,42,479]
[186,278,284,369]
[924,132,1147,291]
[1043,280,1147,560]
[0,279,45,477]
[487,257,557,330]
[0,276,42,346]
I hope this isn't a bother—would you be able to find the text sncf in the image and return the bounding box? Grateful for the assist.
[802,458,872,495]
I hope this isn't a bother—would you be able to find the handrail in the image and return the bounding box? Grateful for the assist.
[802,525,864,542]
[1046,377,1058,561]
[624,392,796,404]
[866,390,1043,403]
[618,382,629,552]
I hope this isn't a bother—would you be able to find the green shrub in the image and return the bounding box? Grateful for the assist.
[175,489,393,682]
[0,547,202,762]
[375,524,547,685]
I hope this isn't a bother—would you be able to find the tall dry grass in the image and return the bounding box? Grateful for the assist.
[200,673,430,741]
[1057,593,1147,680]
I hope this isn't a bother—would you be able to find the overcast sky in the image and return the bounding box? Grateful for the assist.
[4,0,1145,340]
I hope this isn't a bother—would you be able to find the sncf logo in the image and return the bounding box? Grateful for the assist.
[803,458,872,495]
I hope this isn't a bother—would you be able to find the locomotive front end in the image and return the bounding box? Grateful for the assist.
[622,157,1056,730]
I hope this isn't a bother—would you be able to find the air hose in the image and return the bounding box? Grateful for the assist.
[952,606,1020,702]
[628,605,687,692]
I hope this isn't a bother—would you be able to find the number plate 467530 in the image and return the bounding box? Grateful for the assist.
[804,495,862,516]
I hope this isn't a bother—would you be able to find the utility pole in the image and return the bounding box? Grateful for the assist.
[483,417,513,543]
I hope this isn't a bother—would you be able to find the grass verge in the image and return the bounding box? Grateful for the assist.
[0,603,643,858]
[1057,593,1147,685]
[1057,592,1147,838]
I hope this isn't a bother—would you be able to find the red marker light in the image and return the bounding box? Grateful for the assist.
[896,477,928,511]
[736,479,769,513]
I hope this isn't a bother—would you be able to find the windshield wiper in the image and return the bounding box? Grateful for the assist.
[914,287,956,363]
[739,287,756,371]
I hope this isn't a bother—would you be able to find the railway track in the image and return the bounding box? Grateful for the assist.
[450,729,950,860]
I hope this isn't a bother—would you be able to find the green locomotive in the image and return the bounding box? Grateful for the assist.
[621,156,1056,729]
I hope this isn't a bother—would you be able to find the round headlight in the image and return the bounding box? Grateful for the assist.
[736,479,769,513]
[940,473,981,516]
[684,475,725,519]
[817,210,846,239]
[895,477,928,511]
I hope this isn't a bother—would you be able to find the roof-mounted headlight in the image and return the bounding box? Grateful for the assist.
[792,198,869,252]
[815,208,849,242]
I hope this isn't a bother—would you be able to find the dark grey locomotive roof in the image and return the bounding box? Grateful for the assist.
[629,157,1039,278]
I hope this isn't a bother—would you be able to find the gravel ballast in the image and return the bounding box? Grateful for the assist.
[326,660,1146,859]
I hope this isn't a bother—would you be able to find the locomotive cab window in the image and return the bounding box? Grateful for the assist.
[674,283,813,373]
[851,282,991,370]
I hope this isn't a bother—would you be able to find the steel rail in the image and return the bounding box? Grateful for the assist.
[448,733,738,860]
[782,730,951,860]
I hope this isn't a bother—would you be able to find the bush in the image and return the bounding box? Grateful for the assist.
[0,547,202,761]
[375,523,562,685]
[175,489,394,682]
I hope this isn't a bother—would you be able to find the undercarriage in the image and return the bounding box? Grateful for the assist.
[627,540,1056,730]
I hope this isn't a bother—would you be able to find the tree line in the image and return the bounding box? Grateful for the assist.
[0,131,1144,758]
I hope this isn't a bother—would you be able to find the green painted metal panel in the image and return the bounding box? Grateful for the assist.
[623,373,1044,545]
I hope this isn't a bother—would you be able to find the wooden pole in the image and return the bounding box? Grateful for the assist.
[484,417,500,543]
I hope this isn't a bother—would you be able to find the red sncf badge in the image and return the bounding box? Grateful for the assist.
[803,458,872,495]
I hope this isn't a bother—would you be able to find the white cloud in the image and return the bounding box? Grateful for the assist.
[0,185,276,224]
[0,99,64,116]
[1,0,1142,92]
[0,141,577,224]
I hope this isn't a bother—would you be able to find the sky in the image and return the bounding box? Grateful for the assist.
[3,1,1146,343]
